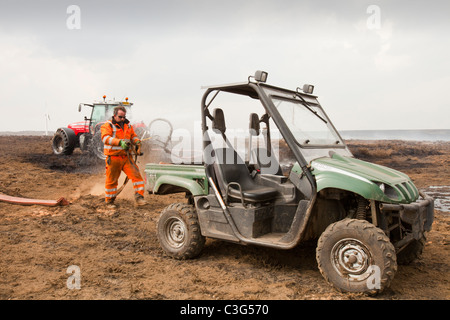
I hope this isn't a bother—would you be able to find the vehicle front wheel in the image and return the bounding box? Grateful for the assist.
[157,203,205,259]
[91,131,106,160]
[316,218,397,294]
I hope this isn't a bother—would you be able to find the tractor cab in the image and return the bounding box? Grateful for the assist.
[78,96,133,135]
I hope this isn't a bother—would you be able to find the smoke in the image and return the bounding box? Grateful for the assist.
[88,173,137,201]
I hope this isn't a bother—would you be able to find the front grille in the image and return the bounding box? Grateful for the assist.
[395,181,419,202]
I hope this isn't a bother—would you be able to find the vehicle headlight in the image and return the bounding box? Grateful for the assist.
[376,182,385,193]
[375,182,399,200]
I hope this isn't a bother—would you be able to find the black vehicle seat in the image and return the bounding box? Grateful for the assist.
[252,147,283,176]
[213,148,279,204]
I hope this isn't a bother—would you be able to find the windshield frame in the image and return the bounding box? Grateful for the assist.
[269,94,346,148]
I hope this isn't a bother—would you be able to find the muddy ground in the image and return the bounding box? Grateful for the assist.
[0,136,448,300]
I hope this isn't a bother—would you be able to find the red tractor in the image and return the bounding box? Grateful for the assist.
[51,96,145,160]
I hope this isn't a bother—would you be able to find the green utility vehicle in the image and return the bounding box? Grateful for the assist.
[144,71,434,294]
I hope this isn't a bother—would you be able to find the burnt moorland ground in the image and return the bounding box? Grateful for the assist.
[0,136,448,300]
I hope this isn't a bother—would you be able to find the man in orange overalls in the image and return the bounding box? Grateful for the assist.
[101,106,147,208]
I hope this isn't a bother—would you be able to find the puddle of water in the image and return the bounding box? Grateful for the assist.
[424,186,450,213]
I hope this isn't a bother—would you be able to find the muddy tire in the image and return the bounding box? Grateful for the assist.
[157,203,205,259]
[316,218,397,294]
[52,128,77,155]
[91,131,106,160]
[397,237,426,265]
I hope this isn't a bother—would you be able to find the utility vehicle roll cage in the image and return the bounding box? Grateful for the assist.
[200,71,347,202]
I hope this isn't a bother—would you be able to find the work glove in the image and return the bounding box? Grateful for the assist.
[135,140,142,155]
[120,139,131,150]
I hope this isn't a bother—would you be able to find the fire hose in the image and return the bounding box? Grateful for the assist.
[0,193,69,206]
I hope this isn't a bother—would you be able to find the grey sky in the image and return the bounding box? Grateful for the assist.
[0,0,449,132]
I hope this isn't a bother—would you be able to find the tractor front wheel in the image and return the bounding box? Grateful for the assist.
[91,131,106,160]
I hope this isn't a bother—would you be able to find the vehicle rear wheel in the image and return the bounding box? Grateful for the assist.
[157,203,205,259]
[316,218,397,294]
[52,128,76,155]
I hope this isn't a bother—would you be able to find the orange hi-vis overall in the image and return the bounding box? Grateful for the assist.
[100,119,144,202]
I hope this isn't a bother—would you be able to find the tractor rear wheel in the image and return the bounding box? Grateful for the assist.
[52,128,77,155]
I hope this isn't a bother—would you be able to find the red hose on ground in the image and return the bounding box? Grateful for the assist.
[0,193,69,206]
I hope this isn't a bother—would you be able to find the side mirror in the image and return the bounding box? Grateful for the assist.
[78,103,83,112]
[212,108,226,134]
[249,113,260,136]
